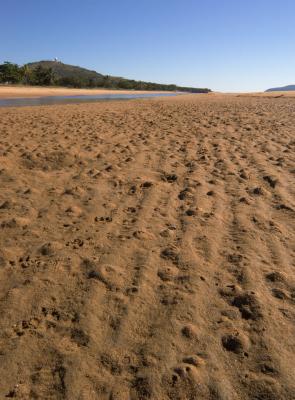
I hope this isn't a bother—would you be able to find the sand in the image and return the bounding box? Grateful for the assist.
[0,86,171,99]
[0,94,294,399]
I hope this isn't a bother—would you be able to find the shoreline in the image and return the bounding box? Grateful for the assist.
[1,86,295,100]
[0,85,181,99]
[0,85,176,99]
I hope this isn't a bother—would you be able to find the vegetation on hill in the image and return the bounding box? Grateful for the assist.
[0,60,211,93]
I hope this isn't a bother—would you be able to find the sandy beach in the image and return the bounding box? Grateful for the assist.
[0,94,294,399]
[0,86,172,99]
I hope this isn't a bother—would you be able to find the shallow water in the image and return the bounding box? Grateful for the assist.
[0,92,179,107]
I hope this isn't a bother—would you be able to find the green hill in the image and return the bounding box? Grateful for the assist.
[27,60,104,87]
[0,60,211,93]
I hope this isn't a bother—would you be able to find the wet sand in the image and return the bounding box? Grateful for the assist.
[0,94,294,399]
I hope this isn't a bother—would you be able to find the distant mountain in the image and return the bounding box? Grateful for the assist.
[265,84,295,92]
[23,60,211,93]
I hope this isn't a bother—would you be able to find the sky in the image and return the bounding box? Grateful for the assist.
[1,0,295,92]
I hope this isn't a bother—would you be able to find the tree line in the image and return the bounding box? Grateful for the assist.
[0,62,56,86]
[0,61,211,93]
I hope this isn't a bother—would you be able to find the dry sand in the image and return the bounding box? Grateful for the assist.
[0,94,294,399]
[0,86,170,99]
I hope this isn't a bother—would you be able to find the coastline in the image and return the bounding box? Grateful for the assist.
[0,85,175,99]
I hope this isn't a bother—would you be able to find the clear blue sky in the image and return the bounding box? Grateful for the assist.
[1,0,295,92]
